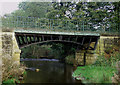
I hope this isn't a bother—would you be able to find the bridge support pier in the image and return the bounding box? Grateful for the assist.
[2,28,21,65]
[75,50,85,65]
[75,50,98,66]
[75,35,120,66]
[12,33,21,65]
[97,36,105,55]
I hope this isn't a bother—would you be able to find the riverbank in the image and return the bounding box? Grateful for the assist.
[72,44,120,83]
[2,62,27,84]
[2,70,27,84]
[72,65,117,83]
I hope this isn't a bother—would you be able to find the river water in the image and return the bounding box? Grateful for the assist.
[21,58,81,83]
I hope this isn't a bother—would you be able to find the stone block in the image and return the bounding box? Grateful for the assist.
[13,53,20,65]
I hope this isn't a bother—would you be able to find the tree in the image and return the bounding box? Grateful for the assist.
[1,1,119,32]
[47,1,119,32]
[110,2,120,32]
[18,2,52,18]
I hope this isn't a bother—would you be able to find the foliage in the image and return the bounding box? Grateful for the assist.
[18,2,52,18]
[72,65,116,83]
[97,45,120,67]
[49,43,64,59]
[2,79,16,84]
[73,44,120,83]
[112,61,120,83]
[1,2,119,32]
[21,44,52,59]
[2,53,26,82]
[65,55,75,65]
[21,43,77,63]
[93,54,120,68]
[23,71,27,75]
[49,43,77,61]
[2,78,20,85]
[47,2,120,32]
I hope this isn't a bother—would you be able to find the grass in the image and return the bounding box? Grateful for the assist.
[72,65,117,83]
[2,78,20,85]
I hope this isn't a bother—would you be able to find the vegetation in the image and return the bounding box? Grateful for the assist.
[18,2,52,18]
[21,43,77,62]
[2,78,20,84]
[1,1,120,84]
[72,44,120,83]
[21,44,52,59]
[72,55,119,83]
[1,2,120,33]
[73,66,116,83]
[65,55,75,65]
[2,53,26,84]
[112,61,120,83]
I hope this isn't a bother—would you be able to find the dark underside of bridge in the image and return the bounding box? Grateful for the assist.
[15,32,99,50]
[15,32,100,66]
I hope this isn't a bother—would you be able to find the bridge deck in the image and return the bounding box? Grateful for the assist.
[15,29,100,36]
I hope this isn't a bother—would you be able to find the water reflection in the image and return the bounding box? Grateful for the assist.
[21,59,81,83]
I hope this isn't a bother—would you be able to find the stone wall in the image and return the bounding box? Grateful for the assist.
[96,36,120,55]
[1,28,21,65]
[75,50,98,65]
[1,28,21,81]
[2,32,13,56]
[75,51,84,65]
[1,28,21,82]
[12,32,21,65]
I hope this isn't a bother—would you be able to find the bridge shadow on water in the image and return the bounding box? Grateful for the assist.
[20,58,83,84]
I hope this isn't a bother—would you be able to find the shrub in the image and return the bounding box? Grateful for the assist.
[65,55,75,64]
[73,40,120,83]
[112,61,120,83]
[93,48,120,68]
[2,54,26,82]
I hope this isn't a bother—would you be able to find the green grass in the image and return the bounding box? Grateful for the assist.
[2,78,20,85]
[23,71,27,75]
[72,65,117,83]
[2,79,16,85]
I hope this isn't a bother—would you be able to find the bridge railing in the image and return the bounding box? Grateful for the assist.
[1,16,119,34]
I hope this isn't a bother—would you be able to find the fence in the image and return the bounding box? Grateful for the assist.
[1,16,119,34]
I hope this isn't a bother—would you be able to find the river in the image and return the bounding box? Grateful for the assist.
[20,58,81,83]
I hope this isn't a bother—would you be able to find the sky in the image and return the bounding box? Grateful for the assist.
[0,0,119,16]
[0,0,24,16]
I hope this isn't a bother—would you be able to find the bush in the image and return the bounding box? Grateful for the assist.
[94,48,120,68]
[73,47,120,83]
[112,61,120,83]
[65,55,75,64]
[2,54,26,82]
[2,79,16,84]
